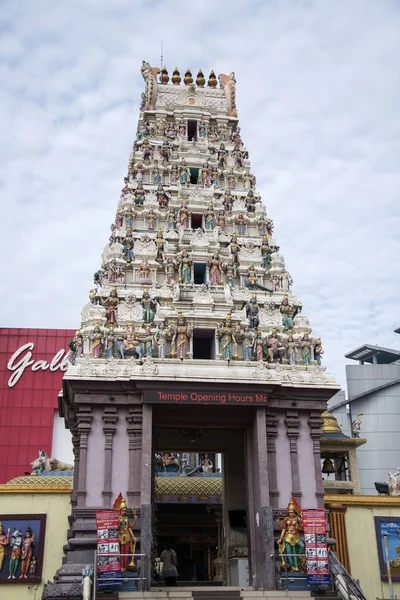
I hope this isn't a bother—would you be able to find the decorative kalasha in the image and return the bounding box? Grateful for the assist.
[277,497,305,573]
[0,515,46,583]
[67,61,326,372]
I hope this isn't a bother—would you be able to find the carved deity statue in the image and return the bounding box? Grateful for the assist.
[277,497,305,572]
[171,313,193,360]
[241,325,254,361]
[217,313,238,360]
[245,294,260,329]
[113,494,137,571]
[141,290,158,323]
[208,253,222,285]
[264,329,285,363]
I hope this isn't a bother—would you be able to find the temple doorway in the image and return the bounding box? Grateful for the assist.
[152,415,249,587]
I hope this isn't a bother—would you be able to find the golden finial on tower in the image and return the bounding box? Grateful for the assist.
[196,69,205,87]
[208,70,217,88]
[160,66,169,84]
[184,68,193,85]
[171,67,181,85]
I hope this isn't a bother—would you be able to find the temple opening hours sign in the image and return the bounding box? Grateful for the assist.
[302,509,331,586]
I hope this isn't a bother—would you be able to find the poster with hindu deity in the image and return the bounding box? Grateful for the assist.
[96,510,122,589]
[374,517,400,581]
[302,509,330,586]
[0,514,46,584]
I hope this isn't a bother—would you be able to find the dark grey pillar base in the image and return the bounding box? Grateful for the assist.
[253,506,275,590]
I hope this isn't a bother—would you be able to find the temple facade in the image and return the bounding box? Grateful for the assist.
[46,62,340,596]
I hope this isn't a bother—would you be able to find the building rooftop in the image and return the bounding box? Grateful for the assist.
[345,344,400,364]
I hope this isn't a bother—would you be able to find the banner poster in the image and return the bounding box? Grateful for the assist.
[302,509,331,586]
[95,510,122,589]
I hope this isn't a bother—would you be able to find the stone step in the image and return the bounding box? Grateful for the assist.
[119,591,316,600]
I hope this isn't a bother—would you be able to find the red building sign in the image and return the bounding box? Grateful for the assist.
[0,328,74,484]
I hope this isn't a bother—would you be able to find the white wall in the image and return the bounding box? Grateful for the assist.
[51,409,74,463]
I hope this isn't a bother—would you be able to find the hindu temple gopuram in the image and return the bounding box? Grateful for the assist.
[44,62,340,597]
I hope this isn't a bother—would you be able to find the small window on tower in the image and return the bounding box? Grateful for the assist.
[194,263,207,284]
[191,214,203,229]
[190,168,199,185]
[187,120,197,141]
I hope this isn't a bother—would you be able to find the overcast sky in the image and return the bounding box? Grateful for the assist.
[1,0,399,390]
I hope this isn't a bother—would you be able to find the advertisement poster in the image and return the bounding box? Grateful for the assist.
[374,517,400,581]
[95,510,122,589]
[302,509,331,586]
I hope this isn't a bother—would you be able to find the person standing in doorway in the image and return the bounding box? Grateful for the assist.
[161,542,178,586]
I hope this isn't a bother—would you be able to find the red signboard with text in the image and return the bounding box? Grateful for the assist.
[302,509,331,586]
[0,328,74,483]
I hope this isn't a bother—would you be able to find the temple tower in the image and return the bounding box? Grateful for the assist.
[45,62,339,597]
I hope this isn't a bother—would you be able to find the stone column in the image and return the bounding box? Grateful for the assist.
[285,410,301,502]
[140,404,153,590]
[126,405,143,507]
[102,406,118,507]
[76,405,93,507]
[327,503,350,573]
[308,411,324,507]
[347,448,361,494]
[70,425,80,508]
[266,413,279,508]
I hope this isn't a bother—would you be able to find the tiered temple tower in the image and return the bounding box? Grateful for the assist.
[45,62,340,597]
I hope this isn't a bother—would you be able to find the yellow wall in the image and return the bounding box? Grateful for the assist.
[345,504,400,600]
[0,492,70,600]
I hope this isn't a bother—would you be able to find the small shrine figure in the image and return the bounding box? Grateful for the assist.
[89,287,100,305]
[103,288,119,325]
[222,190,234,213]
[115,210,124,229]
[120,178,130,198]
[105,329,115,359]
[211,166,220,187]
[204,202,216,230]
[161,140,171,164]
[141,138,153,163]
[217,313,238,360]
[132,161,145,182]
[165,257,176,284]
[199,119,207,138]
[134,182,147,206]
[257,215,272,236]
[245,294,260,329]
[90,326,103,358]
[217,210,227,231]
[0,522,10,572]
[108,259,119,283]
[155,230,165,261]
[124,231,134,262]
[8,529,22,579]
[178,119,186,137]
[245,190,258,213]
[232,144,243,168]
[208,253,223,285]
[29,556,37,577]
[228,169,237,189]
[217,143,226,168]
[281,271,293,293]
[157,117,166,136]
[280,295,298,330]
[201,161,212,186]
[170,163,179,184]
[155,322,170,359]
[113,494,137,572]
[242,325,254,361]
[140,120,150,139]
[167,207,177,231]
[299,331,313,365]
[229,233,240,265]
[171,313,193,360]
[235,212,247,234]
[209,125,218,142]
[244,264,258,288]
[179,159,190,185]
[124,207,134,228]
[143,325,154,357]
[178,251,192,283]
[264,329,285,363]
[141,290,158,324]
[145,207,158,231]
[260,236,275,269]
[123,323,143,359]
[152,160,162,184]
[165,121,177,139]
[138,259,151,283]
[68,330,84,364]
[314,337,324,366]
[277,497,304,572]
[254,329,264,361]
[286,333,298,365]
[223,259,237,287]
[155,184,170,208]
[179,201,190,229]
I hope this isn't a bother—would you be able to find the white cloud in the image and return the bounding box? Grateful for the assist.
[1,0,400,389]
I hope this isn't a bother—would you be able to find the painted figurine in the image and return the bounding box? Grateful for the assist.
[8,529,22,579]
[134,182,146,206]
[165,257,176,285]
[91,326,103,358]
[123,324,142,359]
[114,495,137,571]
[300,332,313,365]
[314,337,323,366]
[171,313,193,360]
[254,329,264,362]
[222,190,234,213]
[235,212,247,235]
[264,329,285,363]
[179,202,190,228]
[0,522,9,572]
[277,497,305,572]
[155,230,165,261]
[178,251,192,284]
[245,294,260,329]
[286,333,298,365]
[204,202,216,230]
[280,295,298,330]
[223,260,237,287]
[103,289,119,325]
[105,329,115,359]
[145,208,158,231]
[141,290,158,323]
[217,210,227,231]
[143,325,154,357]
[123,231,135,262]
[20,527,35,579]
[217,314,238,360]
[155,322,170,359]
[167,207,177,231]
[242,325,254,361]
[155,184,170,208]
[208,253,222,285]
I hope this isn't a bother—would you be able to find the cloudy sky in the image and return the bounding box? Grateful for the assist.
[1,0,399,389]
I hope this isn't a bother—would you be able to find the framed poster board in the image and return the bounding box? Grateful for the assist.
[375,516,400,581]
[0,514,46,584]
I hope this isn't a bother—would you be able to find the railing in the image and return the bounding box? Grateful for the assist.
[93,552,149,600]
[329,551,367,600]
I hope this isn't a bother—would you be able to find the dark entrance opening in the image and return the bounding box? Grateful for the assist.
[193,263,207,285]
[190,168,199,185]
[191,213,203,229]
[193,328,215,359]
[187,120,197,141]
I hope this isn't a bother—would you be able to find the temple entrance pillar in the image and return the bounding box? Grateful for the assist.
[141,403,153,589]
